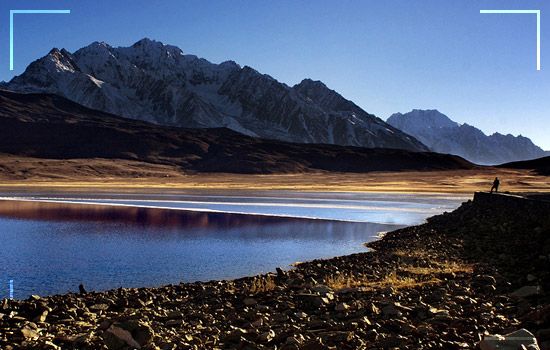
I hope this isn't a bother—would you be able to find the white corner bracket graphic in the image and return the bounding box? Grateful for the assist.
[9,9,71,70]
[480,9,541,71]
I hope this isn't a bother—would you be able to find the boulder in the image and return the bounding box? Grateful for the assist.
[166,311,184,319]
[244,298,257,306]
[311,285,332,294]
[512,286,541,298]
[479,328,540,350]
[89,303,109,311]
[120,320,155,346]
[382,305,400,317]
[20,327,39,339]
[104,325,141,349]
[79,284,88,295]
[257,329,275,343]
[335,303,350,312]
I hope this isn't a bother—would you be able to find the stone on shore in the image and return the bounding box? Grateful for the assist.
[478,328,540,350]
[104,325,141,349]
[512,286,541,298]
[20,327,40,340]
[244,298,257,306]
[79,284,88,295]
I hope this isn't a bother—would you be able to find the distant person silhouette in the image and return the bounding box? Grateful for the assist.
[490,177,500,193]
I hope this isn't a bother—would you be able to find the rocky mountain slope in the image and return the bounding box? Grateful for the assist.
[0,89,474,175]
[0,38,427,152]
[387,109,548,165]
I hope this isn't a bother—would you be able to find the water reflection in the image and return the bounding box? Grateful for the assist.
[0,191,470,224]
[0,199,307,229]
[0,199,404,298]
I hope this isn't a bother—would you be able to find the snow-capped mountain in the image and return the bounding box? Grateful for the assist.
[0,38,428,152]
[387,109,548,165]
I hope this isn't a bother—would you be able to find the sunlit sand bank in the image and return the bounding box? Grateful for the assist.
[0,154,547,194]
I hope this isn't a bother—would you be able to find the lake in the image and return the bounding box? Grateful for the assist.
[0,191,469,299]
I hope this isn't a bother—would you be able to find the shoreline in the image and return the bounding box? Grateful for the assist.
[1,192,549,349]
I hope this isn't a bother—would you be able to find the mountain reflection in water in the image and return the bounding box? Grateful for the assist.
[0,198,407,298]
[0,199,308,229]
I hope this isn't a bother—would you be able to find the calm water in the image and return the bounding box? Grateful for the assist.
[0,191,469,223]
[0,191,469,299]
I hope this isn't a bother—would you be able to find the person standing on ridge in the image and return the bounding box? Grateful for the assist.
[490,177,500,193]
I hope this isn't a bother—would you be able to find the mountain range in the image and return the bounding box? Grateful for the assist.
[0,38,427,152]
[387,109,549,165]
[2,38,546,166]
[0,89,475,176]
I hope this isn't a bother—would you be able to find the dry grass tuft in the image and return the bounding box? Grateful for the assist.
[248,275,276,293]
[324,249,473,291]
[380,268,422,287]
[392,248,429,259]
[435,260,474,274]
[324,272,361,290]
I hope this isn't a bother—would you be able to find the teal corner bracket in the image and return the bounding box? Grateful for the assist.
[480,10,541,71]
[10,9,71,70]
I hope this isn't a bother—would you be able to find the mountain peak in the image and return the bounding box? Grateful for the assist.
[74,41,114,57]
[41,47,79,73]
[294,78,366,116]
[297,78,327,88]
[132,37,158,47]
[389,109,458,130]
[91,41,112,48]
[47,47,73,61]
[294,78,337,99]
[220,60,240,69]
[294,79,335,95]
[131,38,177,50]
[123,38,184,58]
[387,109,547,164]
[48,47,61,55]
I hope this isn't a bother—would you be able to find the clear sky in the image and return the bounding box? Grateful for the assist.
[1,0,549,149]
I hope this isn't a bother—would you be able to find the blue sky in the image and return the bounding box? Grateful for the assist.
[1,0,549,149]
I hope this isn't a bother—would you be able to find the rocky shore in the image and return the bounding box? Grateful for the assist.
[1,191,549,349]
